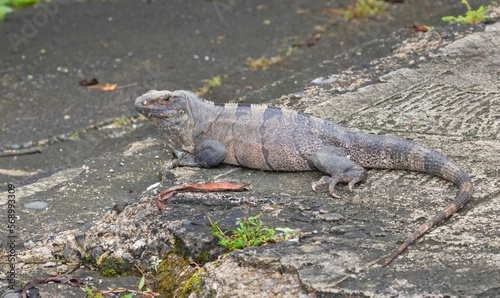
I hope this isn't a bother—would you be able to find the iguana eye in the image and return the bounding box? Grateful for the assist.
[161,95,171,102]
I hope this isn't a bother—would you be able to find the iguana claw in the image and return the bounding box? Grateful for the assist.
[311,176,342,199]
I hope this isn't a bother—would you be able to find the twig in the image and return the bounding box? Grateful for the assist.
[134,263,154,291]
[64,263,82,275]
[115,82,138,90]
[0,148,42,158]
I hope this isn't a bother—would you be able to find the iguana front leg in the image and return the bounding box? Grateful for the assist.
[166,139,227,171]
[311,146,368,198]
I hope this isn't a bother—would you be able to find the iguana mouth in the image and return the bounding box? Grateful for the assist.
[135,104,178,118]
[135,96,178,118]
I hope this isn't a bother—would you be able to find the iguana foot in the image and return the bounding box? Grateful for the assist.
[311,176,342,198]
[347,176,366,192]
[312,146,368,198]
[311,173,367,198]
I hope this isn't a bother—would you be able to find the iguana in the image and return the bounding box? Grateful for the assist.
[135,89,473,266]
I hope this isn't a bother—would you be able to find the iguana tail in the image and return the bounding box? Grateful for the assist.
[347,134,473,266]
[382,177,473,266]
[376,137,474,266]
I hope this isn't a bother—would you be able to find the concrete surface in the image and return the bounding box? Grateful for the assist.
[1,2,499,298]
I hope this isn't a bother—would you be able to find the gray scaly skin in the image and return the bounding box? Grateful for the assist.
[135,90,473,266]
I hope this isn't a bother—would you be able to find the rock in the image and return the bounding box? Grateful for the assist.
[91,247,103,262]
[24,201,48,210]
[75,233,86,245]
[62,245,72,260]
[0,290,22,298]
[112,202,128,214]
[23,240,35,248]
[43,261,57,267]
[310,76,337,85]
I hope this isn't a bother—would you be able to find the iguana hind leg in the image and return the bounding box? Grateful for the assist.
[311,146,368,198]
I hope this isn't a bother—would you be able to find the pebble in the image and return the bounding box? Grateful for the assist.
[11,144,20,149]
[112,202,128,214]
[24,201,48,210]
[146,182,160,190]
[0,290,22,298]
[22,142,32,149]
[91,247,103,261]
[58,134,69,141]
[62,245,72,260]
[43,261,57,267]
[310,77,338,85]
[75,233,86,244]
[134,209,146,219]
[24,240,35,247]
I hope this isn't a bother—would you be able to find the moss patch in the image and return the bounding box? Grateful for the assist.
[82,252,133,277]
[343,0,386,20]
[98,256,132,277]
[155,253,202,297]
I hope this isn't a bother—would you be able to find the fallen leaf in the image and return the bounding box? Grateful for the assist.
[97,251,109,265]
[305,34,321,47]
[87,84,118,91]
[101,84,118,91]
[22,277,84,298]
[158,182,249,210]
[407,23,429,33]
[79,78,98,86]
[184,181,250,192]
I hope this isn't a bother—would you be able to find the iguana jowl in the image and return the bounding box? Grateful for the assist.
[135,90,473,266]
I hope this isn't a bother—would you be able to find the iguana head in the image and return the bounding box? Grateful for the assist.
[135,90,207,152]
[135,90,200,121]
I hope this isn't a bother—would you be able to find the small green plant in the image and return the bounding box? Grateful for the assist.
[111,115,128,127]
[442,0,491,24]
[0,0,51,21]
[81,285,103,298]
[246,55,283,70]
[208,213,301,251]
[81,267,159,297]
[0,4,13,21]
[69,129,86,138]
[196,75,226,96]
[151,258,163,272]
[343,0,386,20]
